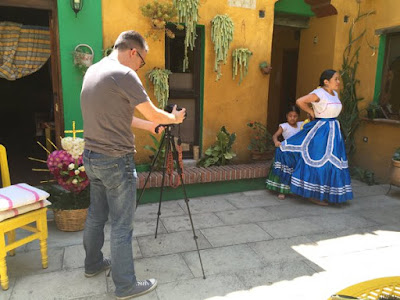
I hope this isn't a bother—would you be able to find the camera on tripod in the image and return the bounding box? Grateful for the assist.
[155,104,186,134]
[164,104,187,119]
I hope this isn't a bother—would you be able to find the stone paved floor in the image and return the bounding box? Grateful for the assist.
[2,180,400,300]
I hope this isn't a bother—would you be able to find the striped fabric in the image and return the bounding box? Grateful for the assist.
[0,21,50,80]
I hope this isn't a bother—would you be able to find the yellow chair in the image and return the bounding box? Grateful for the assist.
[0,144,48,290]
[329,276,400,299]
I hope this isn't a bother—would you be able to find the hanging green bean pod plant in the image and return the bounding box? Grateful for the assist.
[173,0,200,71]
[232,48,252,85]
[211,14,234,81]
[146,68,172,109]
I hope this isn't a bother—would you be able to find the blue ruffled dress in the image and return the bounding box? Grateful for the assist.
[272,88,353,203]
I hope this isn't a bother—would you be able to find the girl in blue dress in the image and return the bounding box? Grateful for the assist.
[272,69,353,205]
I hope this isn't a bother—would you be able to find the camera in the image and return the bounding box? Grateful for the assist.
[164,104,183,114]
[154,104,186,134]
[164,104,187,119]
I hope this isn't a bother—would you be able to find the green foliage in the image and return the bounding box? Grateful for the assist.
[232,48,252,85]
[146,68,172,109]
[338,6,375,156]
[144,133,167,171]
[173,0,200,71]
[349,166,377,186]
[197,126,236,167]
[39,184,90,210]
[246,121,274,153]
[393,148,400,161]
[211,14,234,81]
[140,0,180,40]
[366,102,384,119]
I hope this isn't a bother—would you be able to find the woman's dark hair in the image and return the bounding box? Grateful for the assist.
[319,69,337,87]
[286,104,300,115]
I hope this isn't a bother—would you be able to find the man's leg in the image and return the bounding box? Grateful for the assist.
[105,154,137,296]
[83,151,109,275]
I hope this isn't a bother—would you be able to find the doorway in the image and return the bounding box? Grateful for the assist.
[0,1,63,186]
[165,25,203,158]
[267,25,300,134]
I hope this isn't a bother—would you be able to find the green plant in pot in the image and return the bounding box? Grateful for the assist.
[247,121,274,160]
[197,126,236,167]
[366,102,384,119]
[144,133,167,171]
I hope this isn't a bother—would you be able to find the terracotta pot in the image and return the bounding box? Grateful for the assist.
[390,159,400,186]
[251,150,273,161]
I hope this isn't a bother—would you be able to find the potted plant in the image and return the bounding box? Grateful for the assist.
[44,137,90,232]
[197,126,236,167]
[140,0,183,40]
[366,102,384,119]
[390,147,400,187]
[247,121,274,161]
[259,61,272,75]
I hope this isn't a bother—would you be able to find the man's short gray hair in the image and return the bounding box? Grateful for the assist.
[114,30,149,52]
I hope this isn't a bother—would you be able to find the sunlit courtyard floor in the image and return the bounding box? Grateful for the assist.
[2,181,400,300]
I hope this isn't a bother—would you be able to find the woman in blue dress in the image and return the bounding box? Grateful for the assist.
[272,69,353,205]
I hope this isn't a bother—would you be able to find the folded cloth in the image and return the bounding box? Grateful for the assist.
[0,184,50,211]
[0,199,51,222]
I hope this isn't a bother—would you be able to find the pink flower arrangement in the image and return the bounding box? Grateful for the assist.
[46,138,89,194]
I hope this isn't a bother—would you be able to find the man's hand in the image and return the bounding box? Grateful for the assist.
[172,105,186,124]
[153,124,165,134]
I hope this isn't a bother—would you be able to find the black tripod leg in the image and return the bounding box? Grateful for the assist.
[137,133,167,209]
[155,131,172,239]
[170,140,206,279]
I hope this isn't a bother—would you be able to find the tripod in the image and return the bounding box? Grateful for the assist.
[136,125,206,279]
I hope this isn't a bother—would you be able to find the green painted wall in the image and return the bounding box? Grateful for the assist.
[373,35,386,103]
[57,0,103,137]
[275,0,314,17]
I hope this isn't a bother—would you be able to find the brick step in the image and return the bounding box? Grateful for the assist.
[137,162,270,189]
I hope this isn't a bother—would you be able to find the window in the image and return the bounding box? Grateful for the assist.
[380,32,400,120]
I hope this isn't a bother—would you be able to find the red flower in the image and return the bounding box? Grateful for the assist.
[69,170,75,176]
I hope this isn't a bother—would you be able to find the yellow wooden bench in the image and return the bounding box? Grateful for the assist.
[0,144,48,290]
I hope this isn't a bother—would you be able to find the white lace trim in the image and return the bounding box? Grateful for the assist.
[291,177,352,195]
[266,179,290,189]
[280,120,348,169]
[273,162,293,174]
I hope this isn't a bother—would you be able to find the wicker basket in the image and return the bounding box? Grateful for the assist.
[53,208,88,232]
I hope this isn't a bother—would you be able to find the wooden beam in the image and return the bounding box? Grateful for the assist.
[0,0,53,10]
[375,25,400,35]
[274,15,310,29]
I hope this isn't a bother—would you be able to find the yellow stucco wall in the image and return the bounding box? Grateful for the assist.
[295,15,337,99]
[102,0,277,163]
[294,0,400,182]
[353,120,400,181]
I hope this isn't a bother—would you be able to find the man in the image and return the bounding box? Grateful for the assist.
[80,30,186,299]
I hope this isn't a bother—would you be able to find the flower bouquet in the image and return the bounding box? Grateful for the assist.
[44,137,89,231]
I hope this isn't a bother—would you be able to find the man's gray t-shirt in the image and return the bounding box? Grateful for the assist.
[81,56,150,157]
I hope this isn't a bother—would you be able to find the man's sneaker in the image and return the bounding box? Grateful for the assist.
[84,258,111,278]
[116,279,158,299]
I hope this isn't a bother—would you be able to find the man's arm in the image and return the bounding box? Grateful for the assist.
[136,101,186,125]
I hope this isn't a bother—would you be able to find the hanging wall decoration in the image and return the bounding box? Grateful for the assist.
[146,68,172,109]
[173,0,200,71]
[232,48,252,85]
[211,14,234,81]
